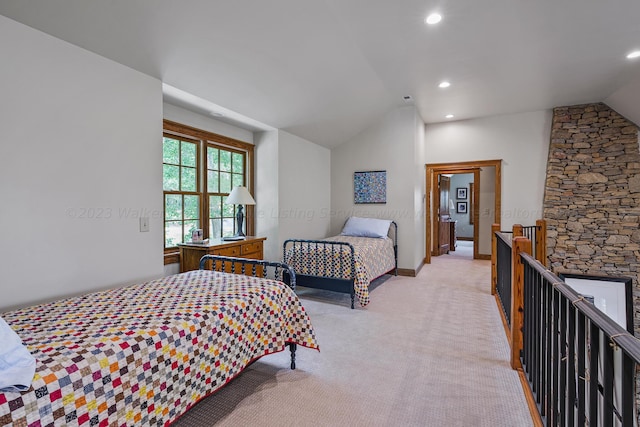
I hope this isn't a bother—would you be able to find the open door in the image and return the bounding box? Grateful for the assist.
[425,160,501,264]
[436,175,453,255]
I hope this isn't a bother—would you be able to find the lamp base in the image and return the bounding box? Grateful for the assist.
[236,205,245,237]
[222,235,245,241]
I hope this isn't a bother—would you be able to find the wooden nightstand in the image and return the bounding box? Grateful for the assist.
[178,236,266,273]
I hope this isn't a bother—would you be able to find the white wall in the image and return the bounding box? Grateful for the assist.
[254,130,280,260]
[254,130,331,261]
[0,16,163,310]
[413,108,426,267]
[604,77,640,128]
[278,131,331,245]
[331,106,422,271]
[424,110,552,231]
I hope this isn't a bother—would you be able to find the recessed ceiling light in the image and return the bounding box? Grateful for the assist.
[445,114,454,119]
[438,81,451,88]
[425,13,442,25]
[626,50,640,59]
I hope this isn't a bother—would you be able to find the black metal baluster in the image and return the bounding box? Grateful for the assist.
[544,278,552,420]
[551,288,560,425]
[621,352,633,426]
[559,296,567,426]
[523,264,529,372]
[601,334,614,427]
[588,322,599,425]
[567,302,576,427]
[577,311,586,426]
[533,268,541,403]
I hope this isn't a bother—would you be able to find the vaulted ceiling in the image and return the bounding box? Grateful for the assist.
[2,0,639,147]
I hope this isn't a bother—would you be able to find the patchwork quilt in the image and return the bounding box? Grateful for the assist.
[0,270,319,426]
[284,235,396,306]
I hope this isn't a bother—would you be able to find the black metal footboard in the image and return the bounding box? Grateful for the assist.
[282,239,357,308]
[198,255,298,368]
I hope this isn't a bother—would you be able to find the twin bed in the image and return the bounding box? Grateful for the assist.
[284,217,398,309]
[0,217,395,425]
[0,259,318,426]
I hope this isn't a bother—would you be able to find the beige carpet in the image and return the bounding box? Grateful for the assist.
[172,256,532,427]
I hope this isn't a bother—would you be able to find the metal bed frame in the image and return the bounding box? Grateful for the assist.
[282,221,398,309]
[198,255,299,369]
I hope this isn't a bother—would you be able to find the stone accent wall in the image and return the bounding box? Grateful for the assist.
[543,103,640,422]
[544,103,639,331]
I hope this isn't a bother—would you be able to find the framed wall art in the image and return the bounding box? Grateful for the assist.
[354,170,386,204]
[559,273,633,333]
[456,187,467,199]
[457,202,468,214]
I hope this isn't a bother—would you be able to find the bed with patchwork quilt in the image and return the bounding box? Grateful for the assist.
[283,217,397,309]
[0,264,318,426]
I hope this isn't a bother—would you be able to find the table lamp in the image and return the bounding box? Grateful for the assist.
[225,186,256,238]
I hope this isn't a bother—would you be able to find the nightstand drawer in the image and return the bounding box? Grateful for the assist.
[241,241,262,255]
[178,237,266,274]
[214,246,241,257]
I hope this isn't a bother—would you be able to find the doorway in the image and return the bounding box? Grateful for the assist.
[425,160,502,264]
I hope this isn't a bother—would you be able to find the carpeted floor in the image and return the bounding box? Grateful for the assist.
[172,256,532,427]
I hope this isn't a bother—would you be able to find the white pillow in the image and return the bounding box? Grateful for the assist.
[341,217,391,238]
[0,316,36,393]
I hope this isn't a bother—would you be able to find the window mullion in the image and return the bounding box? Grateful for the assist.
[200,141,209,239]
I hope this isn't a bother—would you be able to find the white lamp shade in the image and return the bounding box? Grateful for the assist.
[226,186,256,205]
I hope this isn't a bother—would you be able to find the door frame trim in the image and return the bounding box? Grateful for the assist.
[425,159,502,264]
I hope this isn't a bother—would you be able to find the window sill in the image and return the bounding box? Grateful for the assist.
[164,250,180,265]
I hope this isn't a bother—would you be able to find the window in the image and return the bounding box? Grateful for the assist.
[163,136,201,248]
[163,120,254,263]
[206,145,246,238]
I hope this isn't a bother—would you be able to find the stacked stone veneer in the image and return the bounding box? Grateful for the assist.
[545,103,639,327]
[544,103,640,421]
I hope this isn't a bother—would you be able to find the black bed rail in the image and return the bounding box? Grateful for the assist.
[520,251,640,427]
[199,255,297,290]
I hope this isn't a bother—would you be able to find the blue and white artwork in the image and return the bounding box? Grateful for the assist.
[354,171,386,204]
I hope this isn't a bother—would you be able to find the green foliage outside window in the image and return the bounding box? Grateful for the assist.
[163,136,247,247]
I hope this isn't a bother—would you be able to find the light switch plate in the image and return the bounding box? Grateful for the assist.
[140,217,149,232]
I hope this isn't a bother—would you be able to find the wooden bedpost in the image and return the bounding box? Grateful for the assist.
[289,343,297,369]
